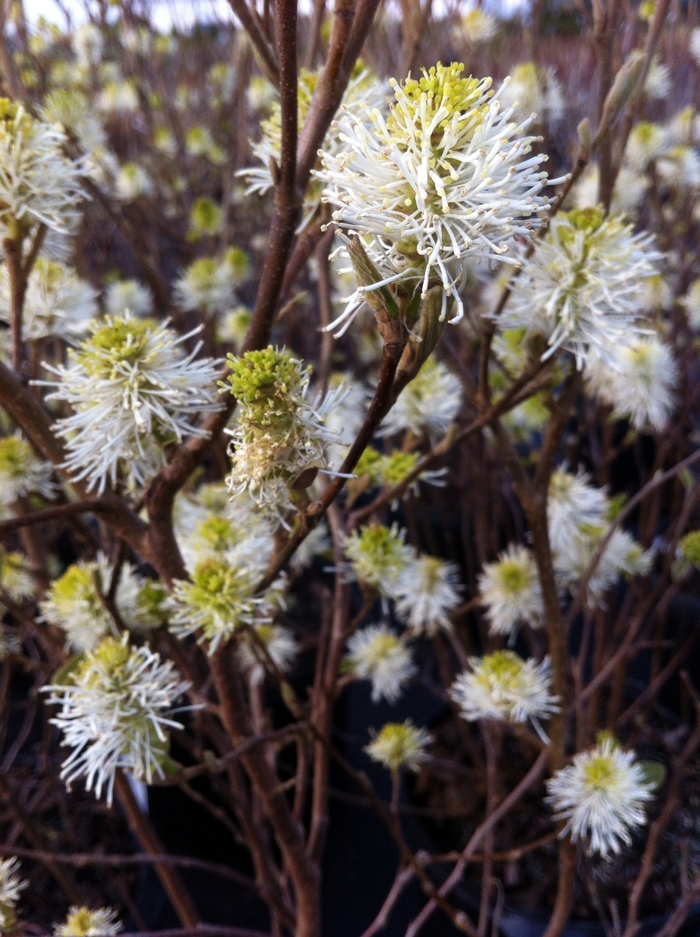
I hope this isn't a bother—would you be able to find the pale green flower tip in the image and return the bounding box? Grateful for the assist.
[679,530,700,569]
[365,720,431,772]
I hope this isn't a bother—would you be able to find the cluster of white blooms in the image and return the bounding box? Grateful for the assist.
[0,856,26,932]
[318,62,562,331]
[242,66,385,220]
[683,278,700,330]
[396,555,462,636]
[344,523,414,598]
[377,356,462,438]
[53,906,122,937]
[0,258,97,343]
[547,468,651,604]
[0,434,56,505]
[478,543,543,637]
[458,8,499,44]
[0,548,36,607]
[499,63,564,126]
[115,162,153,201]
[546,737,654,857]
[0,99,86,237]
[365,720,431,771]
[451,650,559,740]
[41,553,165,652]
[345,623,416,703]
[224,347,347,518]
[585,336,677,431]
[174,249,249,317]
[44,634,190,805]
[41,314,222,494]
[500,208,660,368]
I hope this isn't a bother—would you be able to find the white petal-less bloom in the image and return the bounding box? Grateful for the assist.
[396,555,462,635]
[451,650,559,738]
[573,164,648,218]
[41,314,222,494]
[115,162,153,201]
[691,28,700,65]
[54,906,123,937]
[41,89,108,165]
[666,107,700,148]
[40,554,151,652]
[44,635,191,806]
[625,122,668,173]
[458,8,499,44]
[0,258,97,343]
[585,336,677,432]
[317,63,561,331]
[0,856,26,932]
[180,509,275,578]
[644,58,671,100]
[105,279,153,318]
[478,544,543,636]
[0,433,56,504]
[682,278,700,330]
[641,275,673,311]
[174,257,238,317]
[377,356,461,438]
[546,737,654,857]
[72,23,103,67]
[0,549,36,606]
[657,146,700,189]
[547,467,607,559]
[500,208,660,368]
[237,623,298,684]
[554,524,652,606]
[98,81,139,115]
[498,63,564,125]
[225,348,347,519]
[0,100,86,235]
[346,623,416,703]
[365,720,431,771]
[289,522,331,571]
[345,523,414,598]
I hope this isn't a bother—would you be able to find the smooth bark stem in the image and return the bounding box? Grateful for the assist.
[3,235,26,373]
[114,771,201,928]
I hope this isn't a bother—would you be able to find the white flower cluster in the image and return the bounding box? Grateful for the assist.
[546,736,654,857]
[44,634,190,805]
[377,355,462,438]
[0,856,26,932]
[53,906,122,937]
[365,720,431,771]
[0,433,56,506]
[318,62,561,331]
[346,623,416,703]
[174,249,249,318]
[498,63,564,126]
[41,313,222,494]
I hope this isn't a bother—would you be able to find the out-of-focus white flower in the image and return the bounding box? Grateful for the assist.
[682,277,700,329]
[153,126,177,158]
[105,279,153,318]
[115,162,153,201]
[501,208,659,368]
[0,258,97,343]
[98,81,139,115]
[546,737,654,857]
[365,720,431,771]
[644,57,671,100]
[0,100,86,235]
[40,554,156,652]
[179,510,275,577]
[54,906,123,937]
[345,523,413,598]
[378,356,461,438]
[174,257,238,317]
[499,63,564,125]
[290,522,331,571]
[451,650,559,739]
[554,524,652,605]
[547,467,607,559]
[345,623,416,703]
[0,856,26,932]
[625,122,668,172]
[396,555,462,635]
[657,146,700,189]
[666,107,700,147]
[318,64,560,331]
[585,336,677,431]
[324,371,367,467]
[225,348,346,519]
[41,314,222,494]
[216,306,251,346]
[478,543,543,637]
[691,28,700,65]
[0,433,56,504]
[641,275,672,311]
[44,634,190,805]
[458,8,499,43]
[571,164,648,219]
[0,549,36,606]
[72,23,103,67]
[41,89,108,160]
[237,623,298,684]
[247,76,277,111]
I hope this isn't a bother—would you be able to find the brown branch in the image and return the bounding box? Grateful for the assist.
[0,500,107,534]
[227,0,280,86]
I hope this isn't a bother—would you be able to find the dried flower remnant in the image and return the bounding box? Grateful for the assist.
[345,623,416,703]
[478,544,543,637]
[546,737,654,857]
[451,650,559,739]
[318,62,561,330]
[365,720,431,771]
[41,314,222,494]
[43,635,190,806]
[500,208,660,368]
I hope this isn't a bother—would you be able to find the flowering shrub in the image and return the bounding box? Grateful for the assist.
[1,3,700,937]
